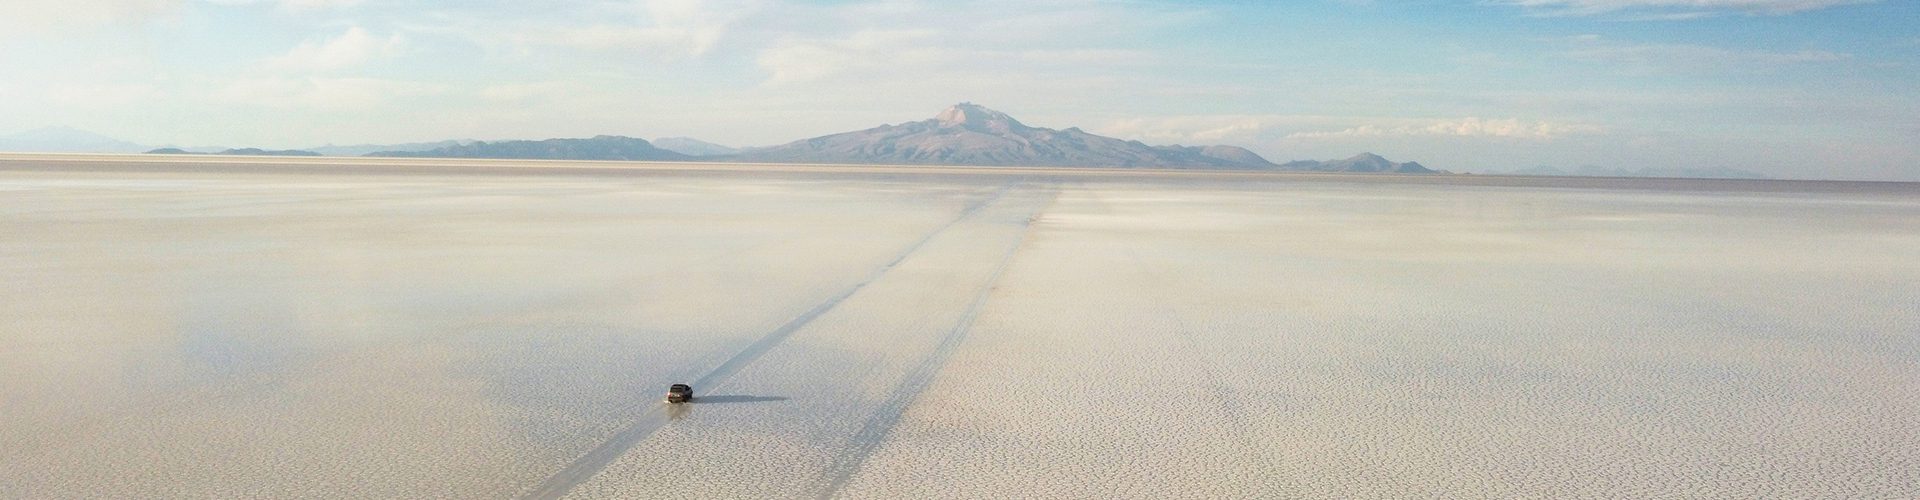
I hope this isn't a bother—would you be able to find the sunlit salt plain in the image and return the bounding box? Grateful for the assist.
[2,163,1916,498]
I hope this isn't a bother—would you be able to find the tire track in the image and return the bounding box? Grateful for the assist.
[521,182,1019,500]
[813,187,1059,500]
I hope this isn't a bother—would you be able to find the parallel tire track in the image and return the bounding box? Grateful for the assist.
[521,183,1017,500]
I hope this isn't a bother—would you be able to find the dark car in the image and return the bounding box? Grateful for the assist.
[666,384,694,404]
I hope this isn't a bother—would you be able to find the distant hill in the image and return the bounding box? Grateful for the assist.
[365,136,694,161]
[222,148,321,156]
[147,147,322,156]
[652,137,739,157]
[308,140,475,157]
[0,108,1445,174]
[726,103,1280,169]
[0,127,147,153]
[1280,153,1437,174]
[1506,165,1769,180]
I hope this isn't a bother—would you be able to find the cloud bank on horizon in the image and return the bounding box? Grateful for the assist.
[0,0,1913,180]
[1497,0,1877,17]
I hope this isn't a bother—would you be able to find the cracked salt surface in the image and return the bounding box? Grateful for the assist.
[1,167,1915,498]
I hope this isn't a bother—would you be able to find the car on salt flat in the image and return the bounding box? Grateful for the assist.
[665,384,694,404]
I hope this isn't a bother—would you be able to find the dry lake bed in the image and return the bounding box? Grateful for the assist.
[1,156,1916,498]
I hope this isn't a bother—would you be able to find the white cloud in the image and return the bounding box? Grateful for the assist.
[1286,118,1603,140]
[44,83,165,108]
[476,81,583,103]
[755,36,1156,88]
[0,0,181,33]
[1560,35,1851,71]
[198,0,364,10]
[1494,0,1878,17]
[1097,115,1325,144]
[750,1,1182,87]
[756,30,940,85]
[499,0,755,59]
[0,0,360,34]
[264,27,405,72]
[278,0,363,8]
[1096,114,1602,145]
[215,77,445,109]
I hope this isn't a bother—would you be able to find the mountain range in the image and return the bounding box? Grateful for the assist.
[27,104,1816,178]
[367,135,693,161]
[652,137,740,156]
[308,140,475,157]
[0,106,1449,173]
[147,147,321,156]
[1280,153,1435,174]
[726,103,1281,169]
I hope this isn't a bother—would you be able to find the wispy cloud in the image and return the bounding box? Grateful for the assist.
[752,1,1186,86]
[276,0,364,9]
[757,30,938,85]
[476,82,584,103]
[45,83,165,108]
[480,0,757,60]
[1096,115,1601,145]
[1286,118,1603,140]
[1,0,364,36]
[0,0,180,33]
[1493,0,1878,18]
[1560,35,1851,71]
[1098,115,1321,144]
[214,77,445,109]
[263,26,405,72]
[201,0,365,10]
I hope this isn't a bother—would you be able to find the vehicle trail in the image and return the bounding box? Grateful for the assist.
[812,186,1060,500]
[521,182,1021,500]
[10,185,1009,456]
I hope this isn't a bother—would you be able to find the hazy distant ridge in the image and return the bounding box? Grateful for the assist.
[365,136,692,161]
[652,137,739,156]
[308,140,475,157]
[147,147,322,156]
[0,127,147,153]
[1281,153,1437,174]
[7,111,1797,180]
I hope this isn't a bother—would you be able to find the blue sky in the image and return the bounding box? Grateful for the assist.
[1,0,1914,179]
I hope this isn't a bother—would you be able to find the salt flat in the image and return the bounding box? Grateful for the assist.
[1,157,1915,498]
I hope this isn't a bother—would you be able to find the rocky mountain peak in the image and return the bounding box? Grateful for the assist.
[934,102,1027,132]
[1343,153,1394,169]
[1348,152,1389,162]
